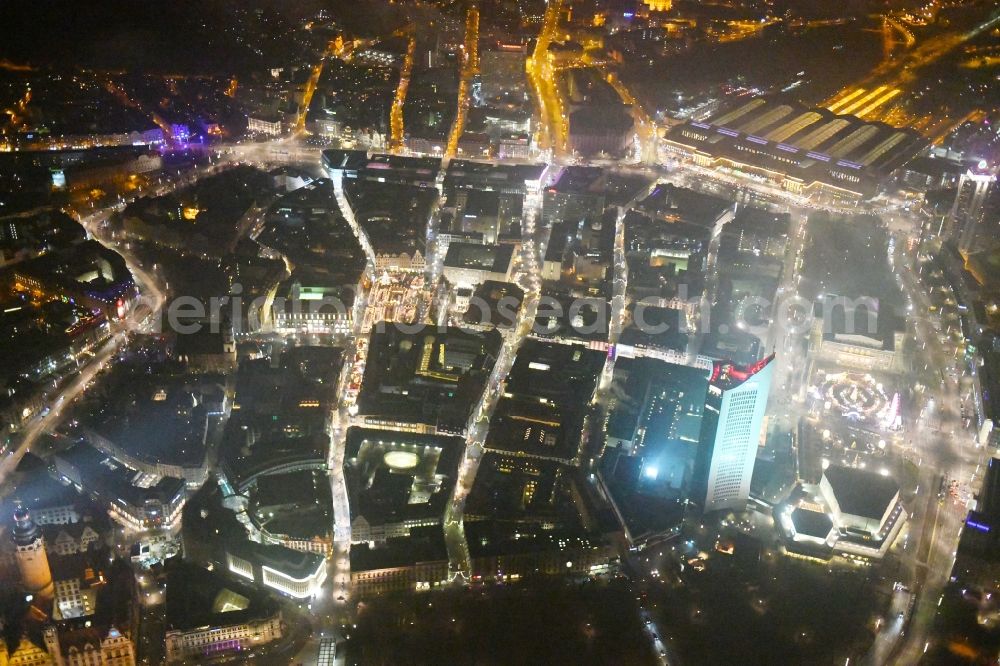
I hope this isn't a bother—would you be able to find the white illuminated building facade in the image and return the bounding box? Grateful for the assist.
[260,565,322,598]
[693,356,774,513]
[224,543,326,599]
[780,464,906,559]
[247,115,283,136]
[272,283,355,335]
[165,615,283,663]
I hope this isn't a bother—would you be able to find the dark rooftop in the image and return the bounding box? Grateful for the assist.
[350,525,448,571]
[465,454,575,523]
[817,295,902,350]
[444,242,514,273]
[465,521,608,559]
[345,180,436,255]
[791,507,834,539]
[53,442,185,510]
[165,559,278,633]
[620,306,688,353]
[532,289,611,342]
[823,465,899,521]
[464,280,524,329]
[485,341,604,462]
[359,154,442,185]
[975,456,1000,522]
[444,161,547,190]
[356,326,501,431]
[638,183,733,227]
[83,370,223,468]
[220,355,337,490]
[549,166,606,195]
[504,339,606,401]
[321,149,369,172]
[229,538,326,580]
[344,428,463,527]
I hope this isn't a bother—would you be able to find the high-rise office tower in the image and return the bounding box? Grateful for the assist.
[950,161,996,253]
[692,355,774,513]
[12,502,54,600]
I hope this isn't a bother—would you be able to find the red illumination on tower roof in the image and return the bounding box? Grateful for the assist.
[709,353,775,388]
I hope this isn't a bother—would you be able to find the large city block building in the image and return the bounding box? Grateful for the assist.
[663,98,926,200]
[356,326,501,434]
[443,160,548,198]
[272,280,356,336]
[781,465,906,560]
[51,443,187,531]
[344,429,462,543]
[164,561,284,663]
[479,43,529,99]
[466,522,619,582]
[8,241,138,322]
[810,295,905,373]
[224,540,327,599]
[181,481,326,600]
[350,525,450,596]
[442,242,515,288]
[542,167,607,227]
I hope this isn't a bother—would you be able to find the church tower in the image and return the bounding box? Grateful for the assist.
[12,502,54,600]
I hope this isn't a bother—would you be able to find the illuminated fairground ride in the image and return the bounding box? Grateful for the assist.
[811,371,902,431]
